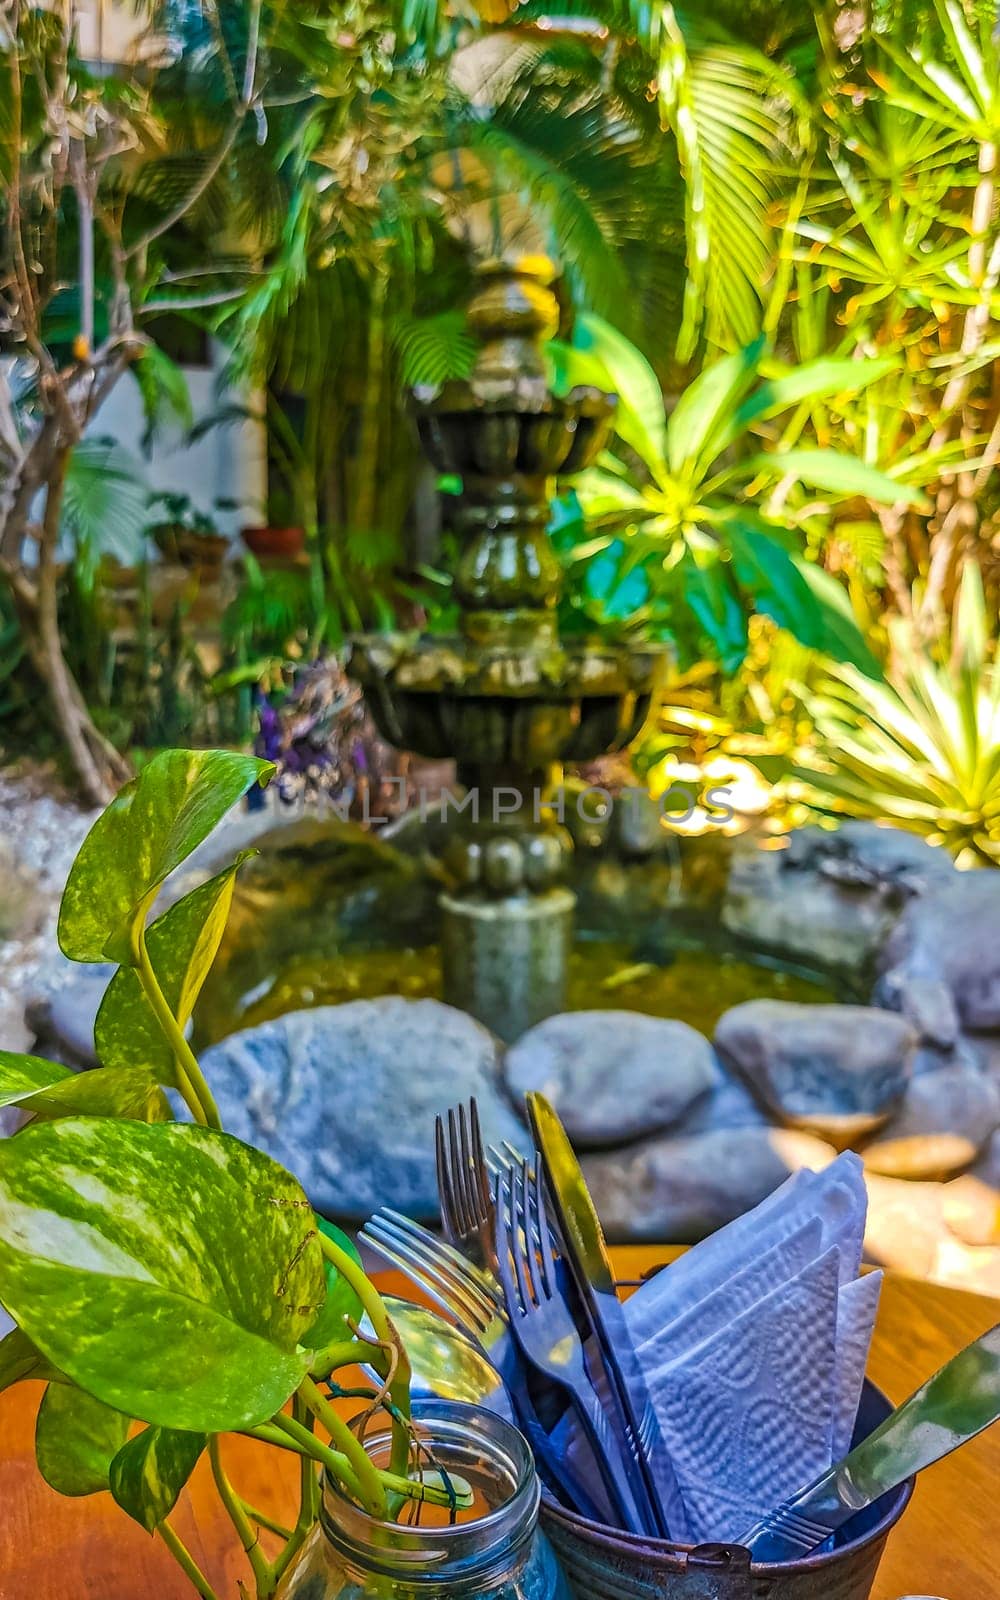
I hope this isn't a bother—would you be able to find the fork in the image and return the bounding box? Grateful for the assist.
[360,1206,604,1519]
[436,1100,496,1272]
[496,1155,649,1536]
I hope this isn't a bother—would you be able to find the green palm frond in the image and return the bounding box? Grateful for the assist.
[389,310,476,388]
[651,7,803,358]
[62,442,149,566]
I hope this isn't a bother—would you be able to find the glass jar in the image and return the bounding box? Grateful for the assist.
[277,1400,571,1600]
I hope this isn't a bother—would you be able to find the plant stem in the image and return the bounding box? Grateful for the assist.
[133,923,222,1129]
[308,1338,368,1378]
[208,1437,274,1594]
[158,1521,223,1600]
[270,1395,320,1588]
[235,1498,294,1542]
[249,1419,463,1511]
[298,1375,387,1518]
[316,1231,411,1474]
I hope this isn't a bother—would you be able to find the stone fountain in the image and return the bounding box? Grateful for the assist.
[350,257,664,1041]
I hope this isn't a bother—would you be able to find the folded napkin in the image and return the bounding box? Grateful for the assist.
[552,1152,881,1544]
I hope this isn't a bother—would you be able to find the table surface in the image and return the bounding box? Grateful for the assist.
[1,1246,998,1599]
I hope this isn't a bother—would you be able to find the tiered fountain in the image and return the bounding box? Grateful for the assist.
[349,258,664,1041]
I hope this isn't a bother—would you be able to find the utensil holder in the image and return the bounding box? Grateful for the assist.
[540,1381,912,1600]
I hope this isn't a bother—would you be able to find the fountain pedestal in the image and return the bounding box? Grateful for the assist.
[351,258,665,1040]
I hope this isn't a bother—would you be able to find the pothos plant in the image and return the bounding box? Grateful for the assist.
[0,750,462,1599]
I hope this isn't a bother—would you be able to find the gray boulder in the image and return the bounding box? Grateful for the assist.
[581,1126,836,1244]
[722,824,953,979]
[715,1000,915,1148]
[672,1068,771,1136]
[504,1011,717,1149]
[880,872,1000,1031]
[863,1065,1000,1181]
[873,972,960,1050]
[198,998,526,1221]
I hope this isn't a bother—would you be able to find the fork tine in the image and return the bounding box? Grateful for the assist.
[511,1162,535,1313]
[495,1167,522,1316]
[435,1114,458,1241]
[450,1105,471,1235]
[521,1156,546,1308]
[362,1222,492,1332]
[367,1217,495,1323]
[377,1209,498,1308]
[458,1102,475,1227]
[359,1229,472,1328]
[469,1100,492,1221]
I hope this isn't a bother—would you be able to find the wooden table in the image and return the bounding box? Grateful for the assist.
[1,1248,998,1599]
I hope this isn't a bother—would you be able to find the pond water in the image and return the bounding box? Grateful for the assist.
[194,938,833,1047]
[192,819,837,1047]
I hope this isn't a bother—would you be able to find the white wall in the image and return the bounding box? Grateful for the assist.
[94,349,268,540]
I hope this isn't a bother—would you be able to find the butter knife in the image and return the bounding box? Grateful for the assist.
[527,1091,687,1542]
[743,1320,1000,1562]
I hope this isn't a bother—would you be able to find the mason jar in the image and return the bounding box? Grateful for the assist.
[277,1400,571,1600]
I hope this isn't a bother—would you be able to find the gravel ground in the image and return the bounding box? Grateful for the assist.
[0,765,98,1054]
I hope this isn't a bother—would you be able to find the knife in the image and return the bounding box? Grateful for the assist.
[742,1320,1000,1562]
[527,1091,688,1542]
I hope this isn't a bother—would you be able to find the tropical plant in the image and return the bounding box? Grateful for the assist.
[788,565,1000,866]
[550,315,926,671]
[0,1,278,800]
[768,0,1000,631]
[0,749,462,1598]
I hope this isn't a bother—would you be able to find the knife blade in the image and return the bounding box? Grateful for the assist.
[527,1090,688,1542]
[743,1320,1000,1562]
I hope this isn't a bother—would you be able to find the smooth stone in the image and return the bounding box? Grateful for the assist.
[581,1126,837,1244]
[721,824,953,979]
[880,872,1000,1031]
[862,1067,1000,1180]
[672,1067,771,1135]
[715,1000,914,1147]
[504,1011,717,1149]
[874,972,961,1050]
[198,997,527,1221]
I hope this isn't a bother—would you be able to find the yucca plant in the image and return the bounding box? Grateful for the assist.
[789,564,1000,867]
[550,315,925,671]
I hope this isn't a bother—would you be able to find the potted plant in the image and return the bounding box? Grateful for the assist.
[241,501,307,563]
[146,491,231,572]
[0,750,471,1597]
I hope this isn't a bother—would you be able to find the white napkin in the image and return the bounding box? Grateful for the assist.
[550,1152,879,1543]
[649,1246,842,1543]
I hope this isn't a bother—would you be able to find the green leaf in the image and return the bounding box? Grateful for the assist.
[307,1219,363,1350]
[795,562,882,679]
[752,450,930,509]
[35,1384,130,1497]
[568,313,668,473]
[0,1052,74,1107]
[0,1327,63,1395]
[0,1118,324,1432]
[667,338,765,478]
[19,1068,171,1124]
[95,858,251,1086]
[728,523,827,647]
[732,357,898,433]
[58,749,274,967]
[0,1049,169,1123]
[110,1426,206,1532]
